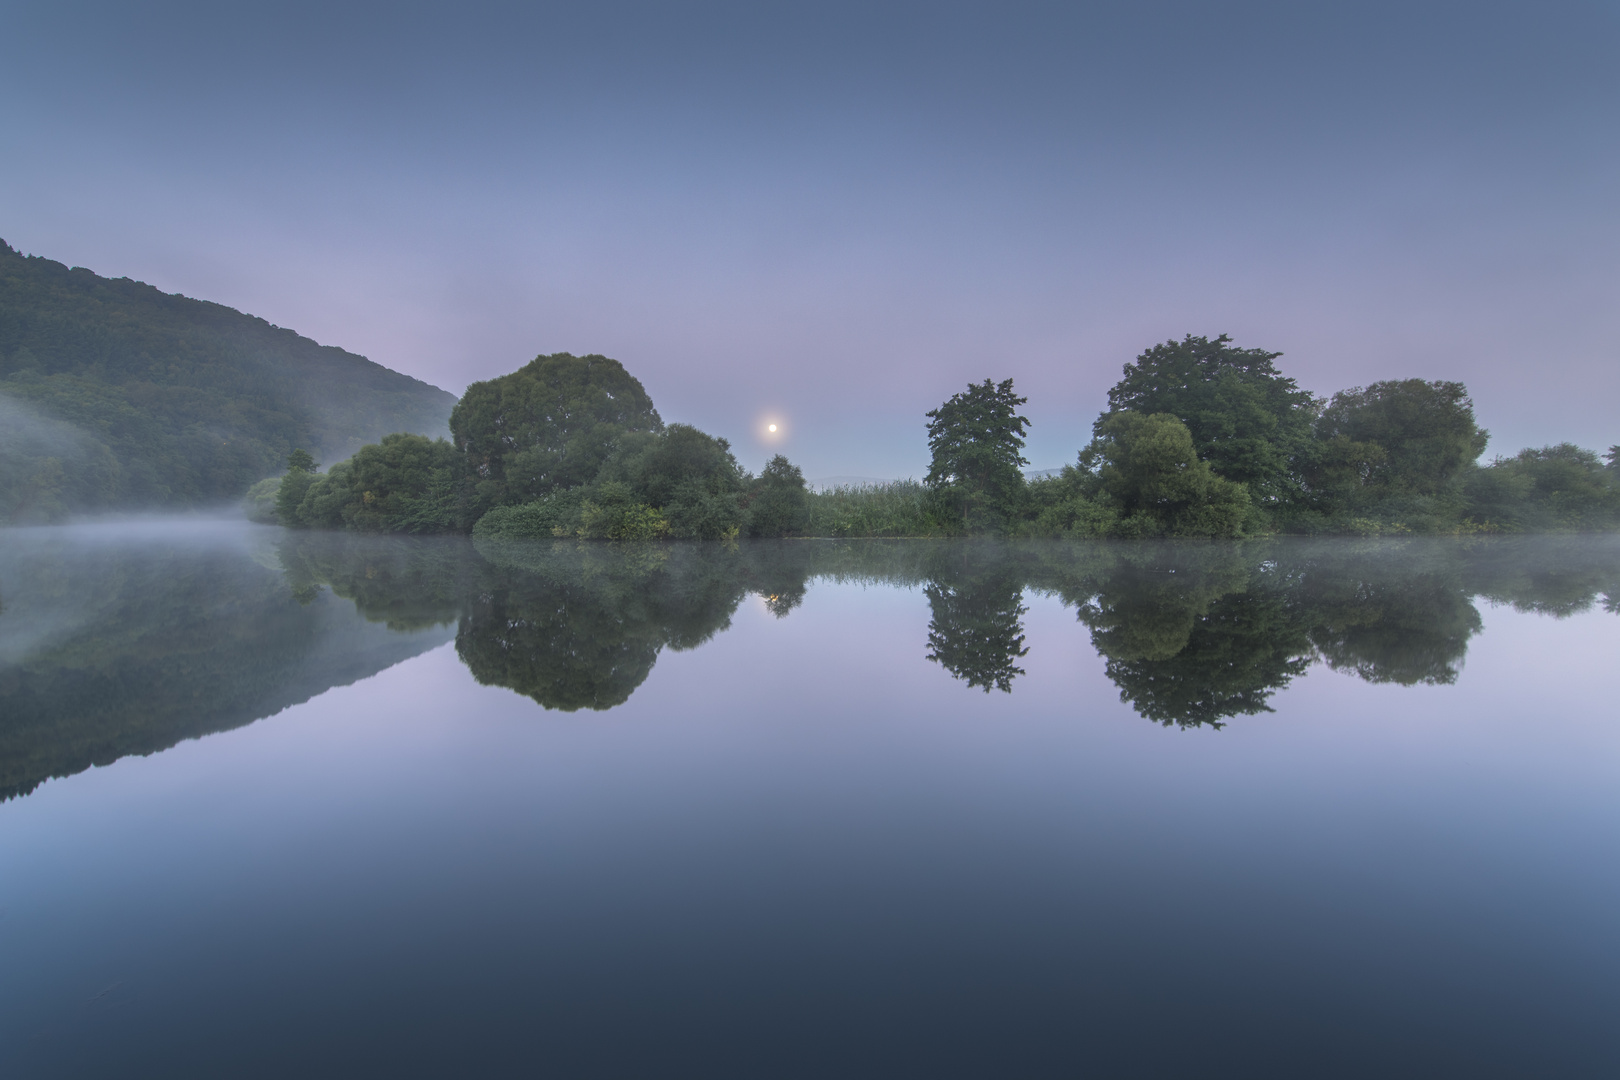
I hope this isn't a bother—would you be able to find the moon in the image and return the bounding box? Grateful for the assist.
[768,424,777,433]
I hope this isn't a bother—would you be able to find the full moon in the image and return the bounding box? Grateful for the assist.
[768,424,777,432]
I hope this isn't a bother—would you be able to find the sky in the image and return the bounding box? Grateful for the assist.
[2,0,1616,478]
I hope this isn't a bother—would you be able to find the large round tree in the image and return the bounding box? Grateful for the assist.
[450,352,663,509]
[1100,334,1317,506]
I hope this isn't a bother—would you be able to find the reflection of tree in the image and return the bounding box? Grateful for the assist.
[457,579,667,711]
[7,527,1615,804]
[1302,577,1479,686]
[276,532,468,630]
[922,545,1030,693]
[1069,550,1311,728]
[461,541,816,710]
[1045,537,1614,725]
[1463,537,1620,620]
[925,580,1028,693]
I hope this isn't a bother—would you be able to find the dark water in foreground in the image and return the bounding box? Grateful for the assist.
[2,522,1618,1078]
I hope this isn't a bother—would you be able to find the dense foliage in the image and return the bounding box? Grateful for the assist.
[1100,334,1318,506]
[450,352,664,513]
[1029,412,1252,539]
[1051,339,1611,538]
[925,377,1031,530]
[0,239,456,523]
[290,351,804,541]
[283,334,1615,540]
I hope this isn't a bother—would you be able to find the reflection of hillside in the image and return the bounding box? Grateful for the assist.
[0,527,454,801]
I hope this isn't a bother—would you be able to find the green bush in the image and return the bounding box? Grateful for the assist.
[1465,445,1620,531]
[242,476,281,524]
[279,434,468,533]
[578,482,669,540]
[745,455,810,537]
[472,491,587,539]
[1080,412,1252,538]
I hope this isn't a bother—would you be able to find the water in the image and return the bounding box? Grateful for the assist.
[2,522,1618,1077]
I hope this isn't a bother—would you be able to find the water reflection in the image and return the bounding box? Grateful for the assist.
[921,546,1030,692]
[226,531,1620,726]
[0,525,456,800]
[1,527,1616,798]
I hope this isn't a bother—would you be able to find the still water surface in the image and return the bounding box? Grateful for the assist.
[1,522,1618,1077]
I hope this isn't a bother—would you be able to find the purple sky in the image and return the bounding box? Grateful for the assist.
[3,1,1616,477]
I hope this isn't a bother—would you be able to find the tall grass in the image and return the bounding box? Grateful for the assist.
[802,480,950,538]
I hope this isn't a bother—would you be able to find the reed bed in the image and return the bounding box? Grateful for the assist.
[802,480,949,538]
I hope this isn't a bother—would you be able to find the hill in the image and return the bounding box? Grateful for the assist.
[0,239,457,522]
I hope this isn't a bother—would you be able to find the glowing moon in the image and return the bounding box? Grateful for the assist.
[768,424,777,433]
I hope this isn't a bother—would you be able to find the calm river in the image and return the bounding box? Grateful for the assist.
[2,521,1618,1077]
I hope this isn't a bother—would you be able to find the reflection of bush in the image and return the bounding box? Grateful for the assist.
[462,541,767,709]
[1462,536,1620,619]
[277,532,469,631]
[1297,558,1479,686]
[457,579,668,711]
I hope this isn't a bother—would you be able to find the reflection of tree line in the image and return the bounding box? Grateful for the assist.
[282,534,1620,727]
[4,534,1617,802]
[952,538,1617,727]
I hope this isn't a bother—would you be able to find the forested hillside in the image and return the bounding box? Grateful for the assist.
[0,239,457,522]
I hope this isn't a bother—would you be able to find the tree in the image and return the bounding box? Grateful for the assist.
[274,450,320,525]
[600,423,748,540]
[1466,444,1620,531]
[1080,412,1251,537]
[745,454,809,537]
[284,433,468,533]
[1315,379,1488,497]
[449,352,663,511]
[1100,334,1317,505]
[925,378,1031,530]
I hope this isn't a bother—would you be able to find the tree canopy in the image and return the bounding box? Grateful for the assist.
[450,352,663,511]
[925,378,1030,529]
[1100,334,1318,504]
[1315,379,1488,496]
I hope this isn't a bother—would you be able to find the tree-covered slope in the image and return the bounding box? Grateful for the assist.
[0,239,457,521]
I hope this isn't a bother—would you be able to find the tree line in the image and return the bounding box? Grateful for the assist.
[259,337,1619,538]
